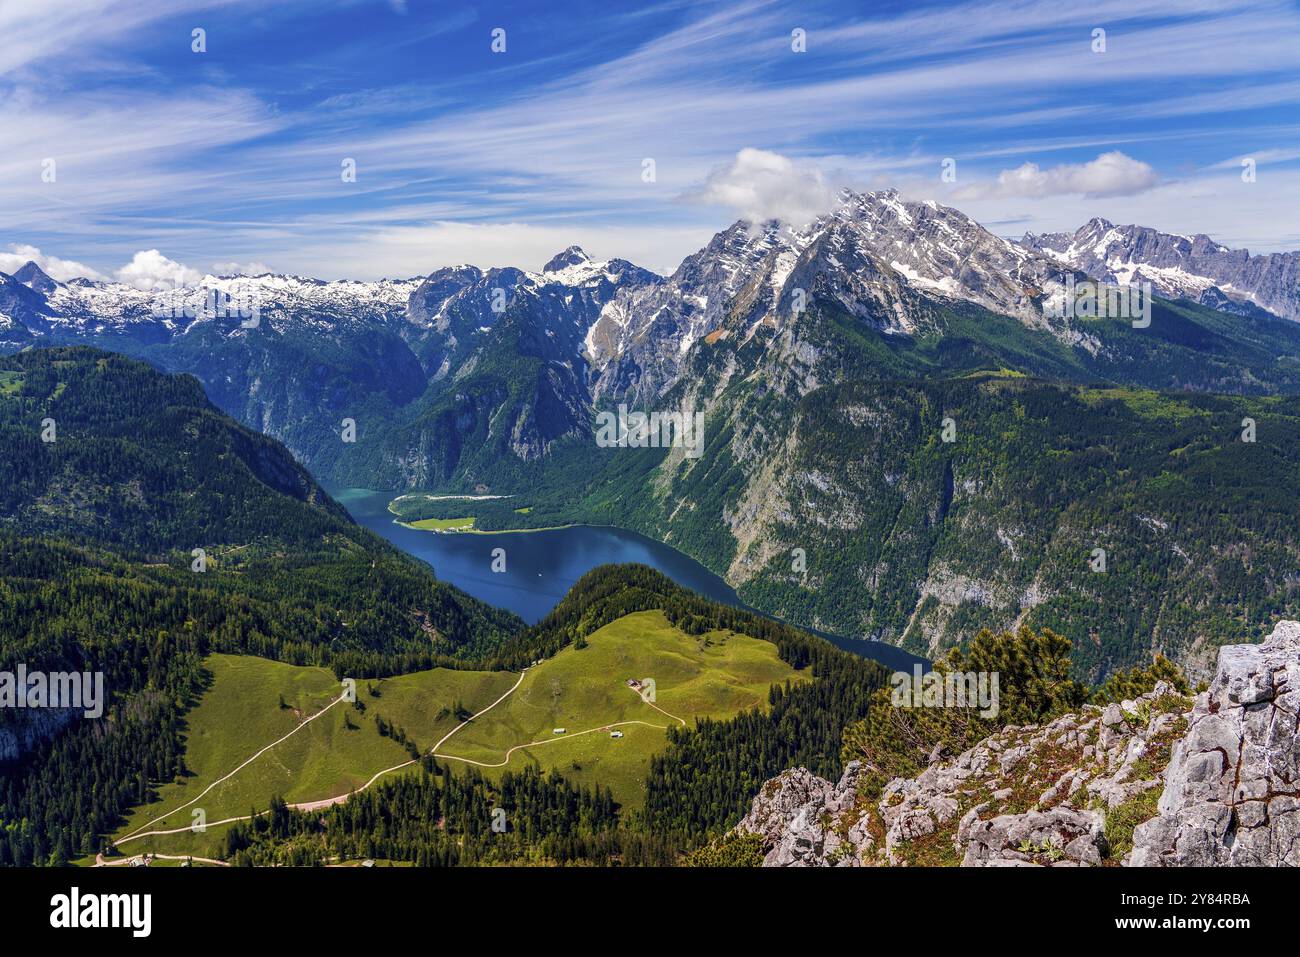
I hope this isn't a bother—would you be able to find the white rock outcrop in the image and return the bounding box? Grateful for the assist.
[1130,620,1300,866]
[735,620,1300,867]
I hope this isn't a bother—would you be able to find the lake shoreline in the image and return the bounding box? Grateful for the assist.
[332,486,929,672]
[394,517,623,536]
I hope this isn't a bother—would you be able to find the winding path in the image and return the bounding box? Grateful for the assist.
[434,719,670,768]
[634,689,688,728]
[106,668,686,858]
[286,669,529,812]
[430,682,687,768]
[96,851,229,867]
[119,693,347,842]
[111,671,528,850]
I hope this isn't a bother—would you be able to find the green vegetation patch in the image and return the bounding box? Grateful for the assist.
[109,654,516,857]
[438,610,806,808]
[405,515,476,531]
[1104,788,1162,861]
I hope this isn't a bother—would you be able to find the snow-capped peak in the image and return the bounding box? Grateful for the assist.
[543,245,592,273]
[1019,219,1297,319]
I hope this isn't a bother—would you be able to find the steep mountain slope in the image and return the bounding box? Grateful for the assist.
[586,189,1095,405]
[587,191,1300,410]
[0,346,350,552]
[0,348,524,864]
[326,247,657,489]
[0,272,42,348]
[0,346,520,656]
[676,377,1300,678]
[450,371,1300,679]
[407,246,656,383]
[1021,217,1300,321]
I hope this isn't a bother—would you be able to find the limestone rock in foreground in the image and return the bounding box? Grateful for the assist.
[1130,620,1300,866]
[734,620,1300,867]
[734,680,1187,866]
[735,685,1192,865]
[735,764,873,866]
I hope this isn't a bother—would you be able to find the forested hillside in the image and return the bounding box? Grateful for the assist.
[118,565,893,866]
[401,346,1300,679]
[0,349,521,865]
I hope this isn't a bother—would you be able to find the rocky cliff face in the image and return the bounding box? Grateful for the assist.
[735,620,1300,867]
[587,189,1089,406]
[0,708,79,763]
[1130,620,1300,866]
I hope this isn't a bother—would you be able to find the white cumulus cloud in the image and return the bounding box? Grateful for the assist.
[957,151,1160,200]
[690,148,838,227]
[114,250,202,290]
[0,244,107,282]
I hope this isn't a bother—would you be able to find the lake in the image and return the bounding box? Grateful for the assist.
[332,487,927,672]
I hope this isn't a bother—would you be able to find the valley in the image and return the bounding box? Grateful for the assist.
[4,155,1300,874]
[6,0,1300,910]
[7,190,1299,682]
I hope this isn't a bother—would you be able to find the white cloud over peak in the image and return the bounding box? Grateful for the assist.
[0,244,107,282]
[114,250,202,290]
[689,148,838,227]
[956,151,1160,200]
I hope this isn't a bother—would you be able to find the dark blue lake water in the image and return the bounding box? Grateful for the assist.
[333,487,926,672]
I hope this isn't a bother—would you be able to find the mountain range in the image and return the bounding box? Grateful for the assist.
[1021,217,1300,321]
[5,190,1300,676]
[5,190,1300,458]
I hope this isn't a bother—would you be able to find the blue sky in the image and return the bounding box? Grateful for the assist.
[3,0,1300,284]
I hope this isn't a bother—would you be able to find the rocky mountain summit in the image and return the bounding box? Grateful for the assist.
[735,620,1300,867]
[586,189,1087,404]
[1021,217,1300,321]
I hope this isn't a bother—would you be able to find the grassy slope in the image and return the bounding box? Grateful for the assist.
[104,609,804,859]
[439,610,806,807]
[108,655,516,858]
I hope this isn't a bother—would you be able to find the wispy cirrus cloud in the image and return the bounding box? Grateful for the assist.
[2,0,1300,276]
